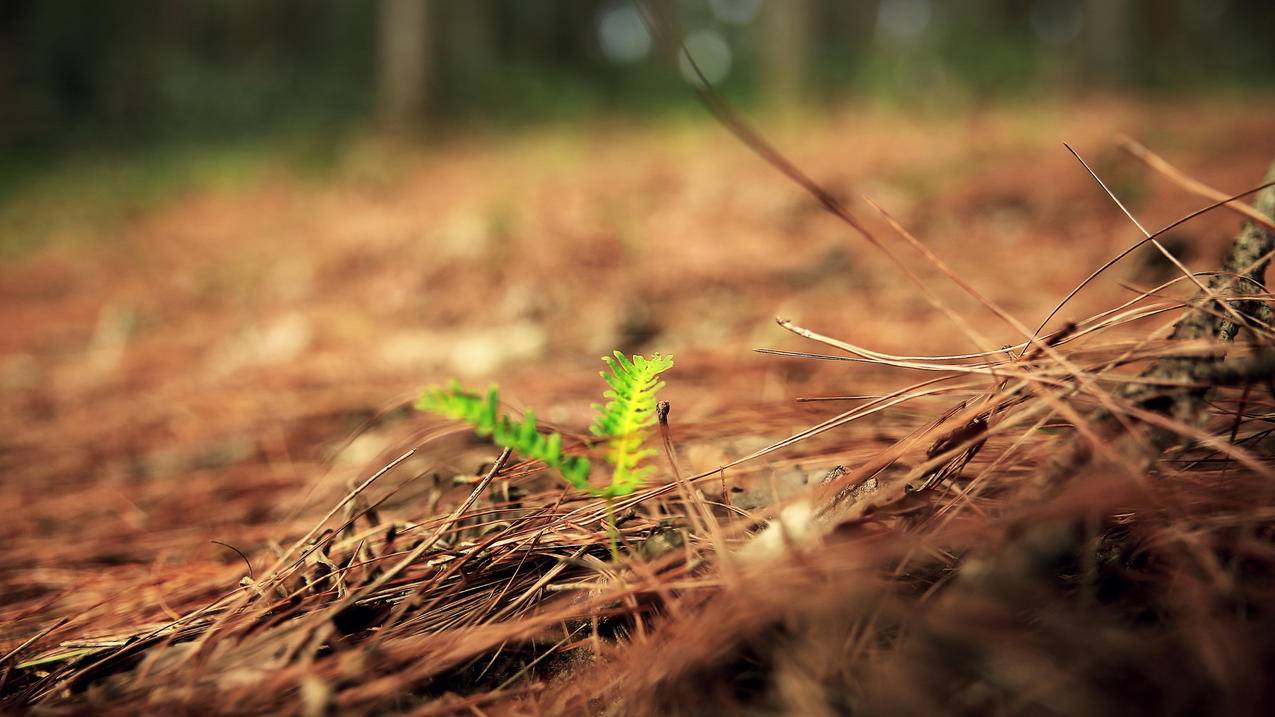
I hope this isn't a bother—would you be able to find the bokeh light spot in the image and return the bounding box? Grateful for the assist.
[678,30,733,87]
[598,3,652,64]
[877,0,932,42]
[708,0,763,26]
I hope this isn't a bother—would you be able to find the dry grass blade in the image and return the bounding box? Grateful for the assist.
[1118,134,1275,233]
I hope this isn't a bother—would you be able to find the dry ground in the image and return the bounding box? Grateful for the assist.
[2,98,1274,714]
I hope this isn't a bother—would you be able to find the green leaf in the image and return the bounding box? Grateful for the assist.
[589,351,674,497]
[416,382,592,489]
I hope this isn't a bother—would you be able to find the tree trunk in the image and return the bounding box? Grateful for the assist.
[377,0,432,129]
[445,0,496,91]
[1081,0,1133,85]
[646,0,681,63]
[760,0,812,108]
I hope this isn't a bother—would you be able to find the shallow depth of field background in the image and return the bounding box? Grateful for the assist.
[4,0,1274,260]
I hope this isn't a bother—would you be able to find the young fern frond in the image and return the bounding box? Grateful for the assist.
[590,351,675,497]
[417,352,673,561]
[415,352,673,499]
[415,381,591,488]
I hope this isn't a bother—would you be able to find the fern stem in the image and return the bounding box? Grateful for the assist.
[604,497,621,563]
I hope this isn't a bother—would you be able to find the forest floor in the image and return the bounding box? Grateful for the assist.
[3,97,1275,715]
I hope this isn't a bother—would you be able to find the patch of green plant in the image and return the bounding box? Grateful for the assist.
[416,381,593,487]
[416,351,674,559]
[588,352,673,497]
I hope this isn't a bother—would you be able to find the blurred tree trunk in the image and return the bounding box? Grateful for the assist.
[647,0,681,62]
[377,0,432,128]
[843,0,878,40]
[1144,0,1183,83]
[445,0,496,91]
[1081,0,1133,85]
[760,0,812,108]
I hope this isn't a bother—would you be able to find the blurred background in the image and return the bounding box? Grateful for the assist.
[5,0,1275,142]
[2,0,1273,251]
[3,0,1274,223]
[0,0,1270,261]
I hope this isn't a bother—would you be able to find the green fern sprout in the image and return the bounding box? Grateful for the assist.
[590,351,675,498]
[415,380,592,487]
[415,352,674,559]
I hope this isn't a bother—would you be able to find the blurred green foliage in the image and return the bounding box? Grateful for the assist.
[5,0,1273,151]
[1,0,1272,255]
